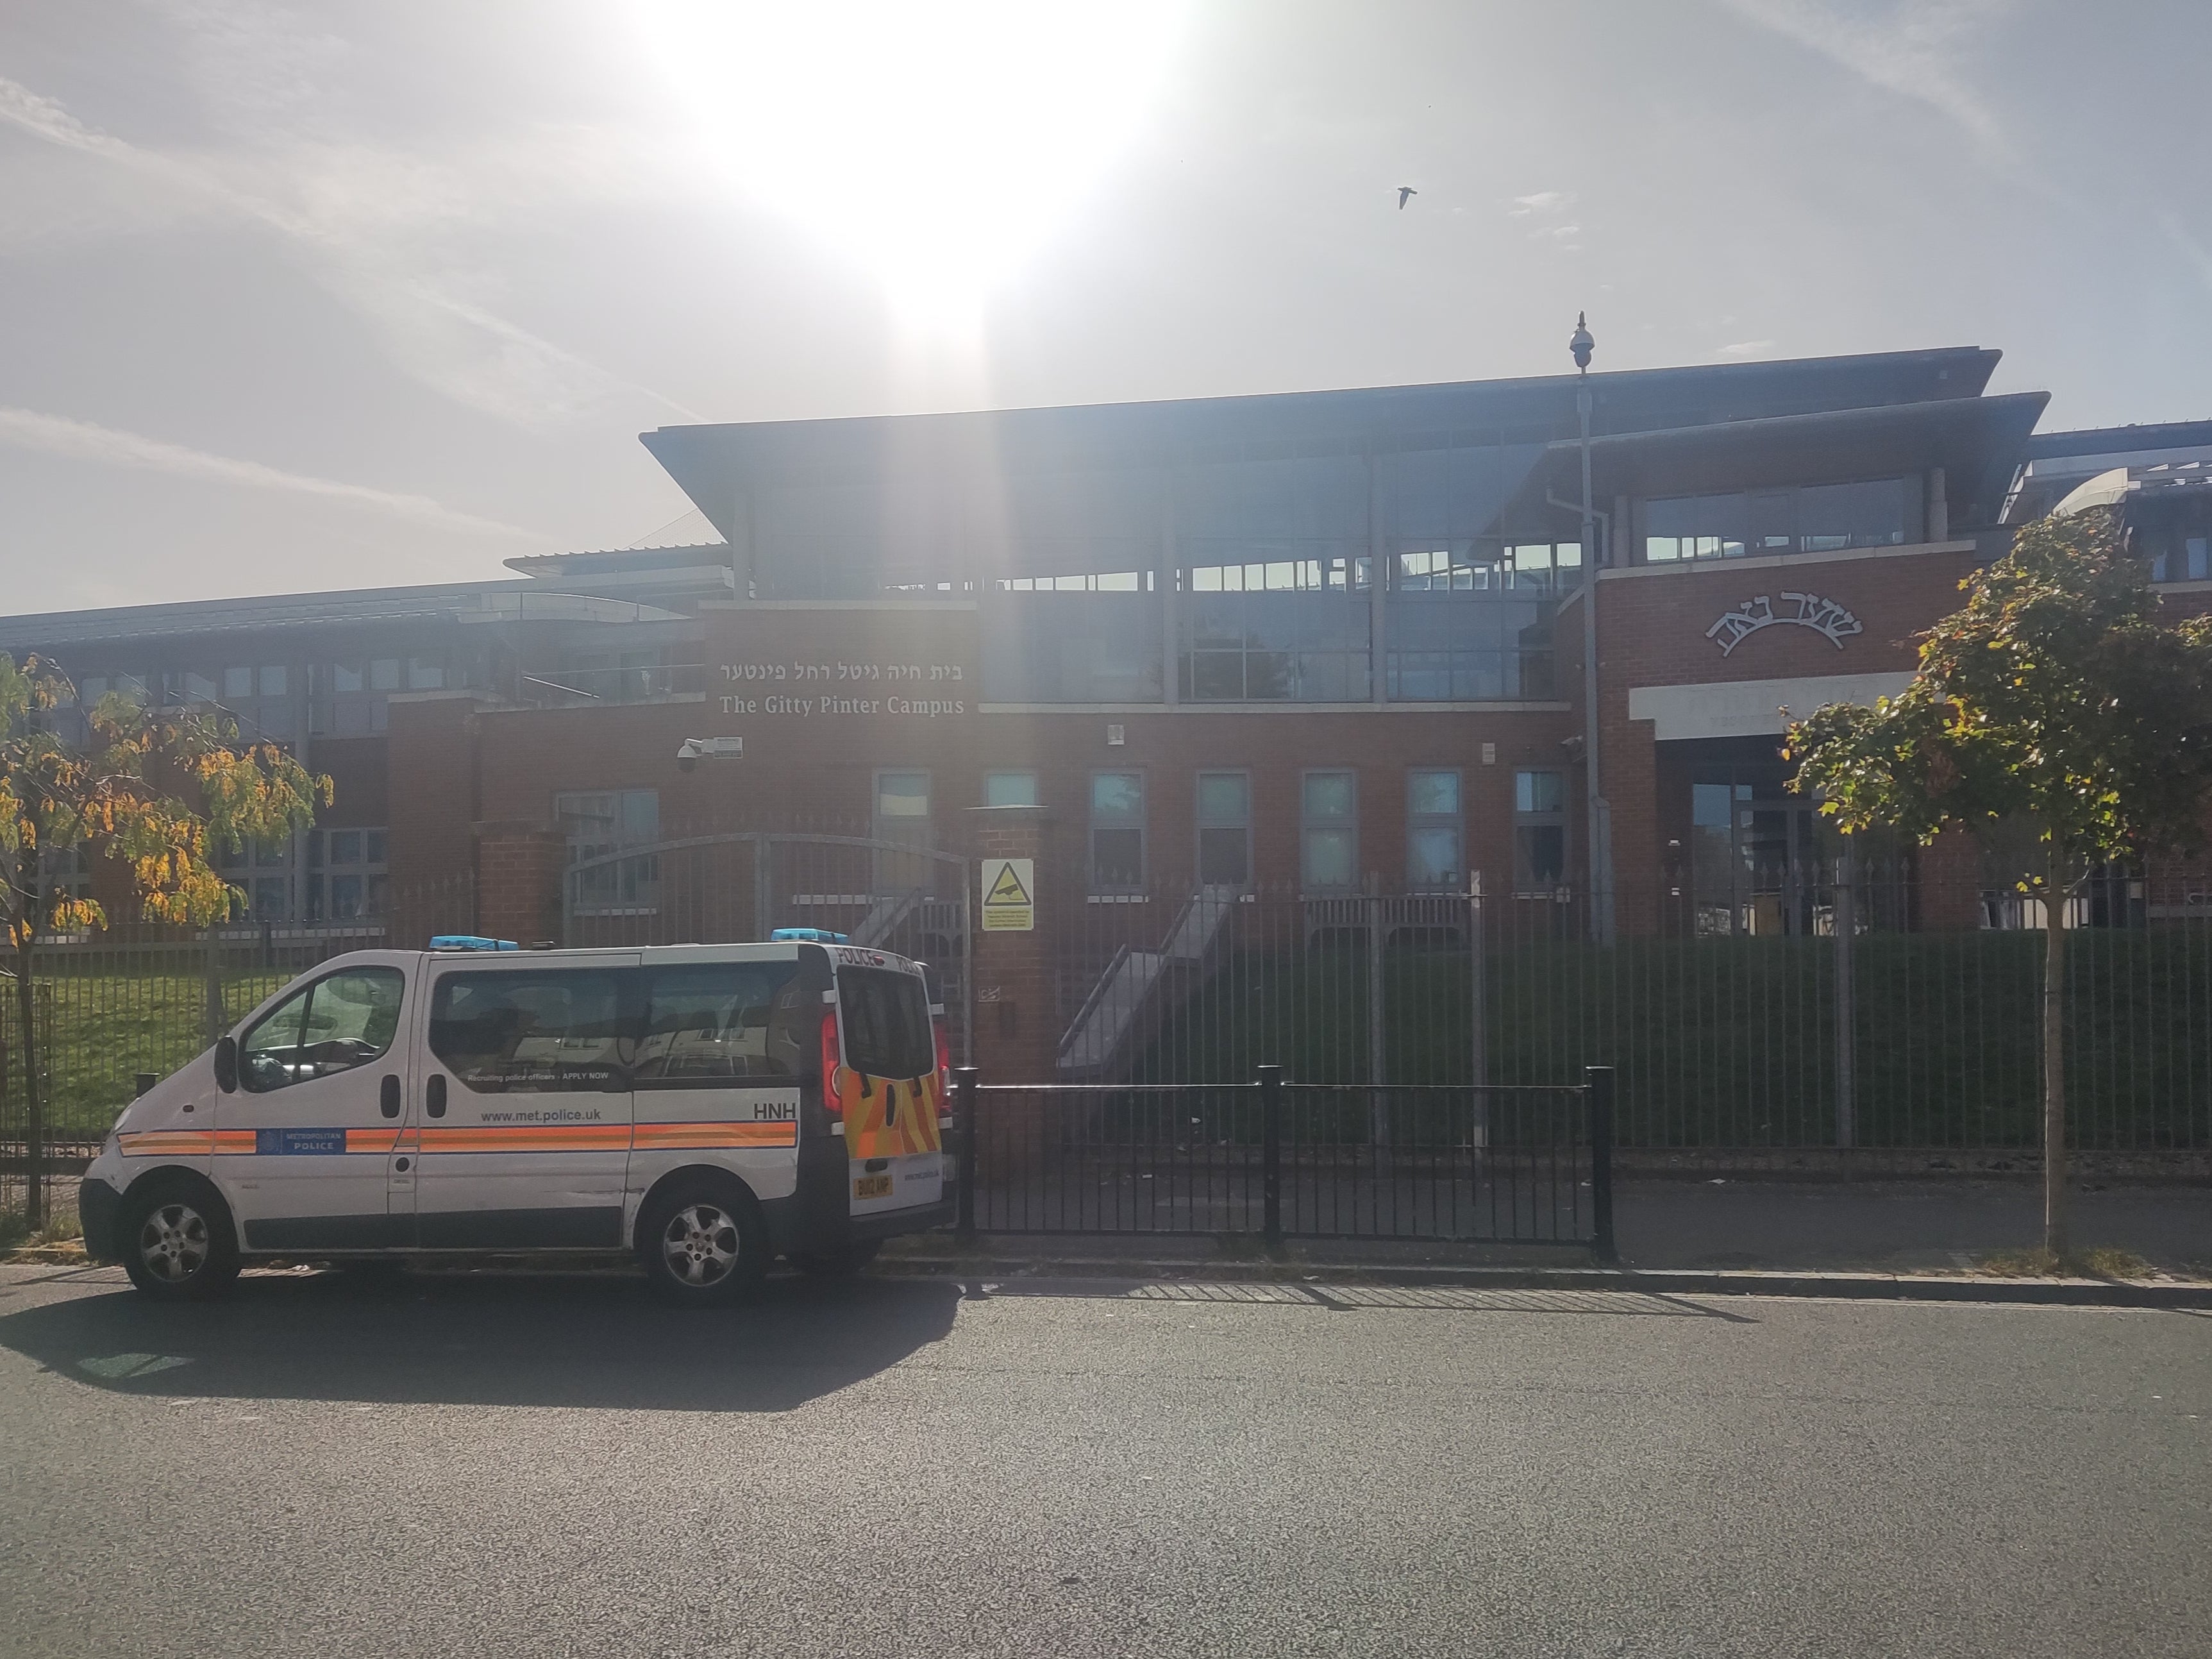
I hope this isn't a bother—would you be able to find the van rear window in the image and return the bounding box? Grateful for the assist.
[636,961,805,1082]
[837,966,934,1080]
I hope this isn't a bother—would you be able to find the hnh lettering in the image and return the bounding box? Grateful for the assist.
[1705,591,1864,655]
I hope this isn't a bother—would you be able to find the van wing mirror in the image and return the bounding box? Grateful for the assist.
[212,1035,239,1093]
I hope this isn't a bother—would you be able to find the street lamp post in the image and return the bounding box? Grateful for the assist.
[1570,313,1614,945]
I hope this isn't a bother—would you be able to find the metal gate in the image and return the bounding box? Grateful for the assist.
[952,1066,1615,1254]
[562,832,974,1061]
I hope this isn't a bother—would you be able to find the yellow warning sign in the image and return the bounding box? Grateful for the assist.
[980,857,1034,932]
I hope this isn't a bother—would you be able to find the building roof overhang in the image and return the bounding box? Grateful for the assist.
[1498,391,2050,532]
[0,582,688,652]
[641,347,2005,541]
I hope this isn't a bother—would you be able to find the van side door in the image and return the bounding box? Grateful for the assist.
[415,957,637,1249]
[212,961,413,1252]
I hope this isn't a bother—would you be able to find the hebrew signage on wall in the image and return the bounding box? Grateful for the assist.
[1705,592,1864,656]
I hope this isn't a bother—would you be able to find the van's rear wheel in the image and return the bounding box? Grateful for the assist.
[120,1178,240,1301]
[792,1240,881,1277]
[638,1178,767,1306]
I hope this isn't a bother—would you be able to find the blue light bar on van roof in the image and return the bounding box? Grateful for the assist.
[430,935,519,951]
[769,927,848,944]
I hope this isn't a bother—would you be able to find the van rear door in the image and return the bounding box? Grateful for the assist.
[830,959,944,1217]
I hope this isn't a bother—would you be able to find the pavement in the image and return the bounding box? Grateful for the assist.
[869,1179,2212,1298]
[2,1259,2208,1657]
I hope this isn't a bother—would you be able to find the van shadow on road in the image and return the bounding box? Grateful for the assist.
[0,1270,964,1413]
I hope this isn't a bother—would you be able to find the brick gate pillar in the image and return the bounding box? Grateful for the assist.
[475,820,567,947]
[963,805,1059,1085]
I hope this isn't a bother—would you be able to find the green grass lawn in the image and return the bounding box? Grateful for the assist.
[4,968,290,1137]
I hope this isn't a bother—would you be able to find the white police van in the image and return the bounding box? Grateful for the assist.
[77,936,955,1304]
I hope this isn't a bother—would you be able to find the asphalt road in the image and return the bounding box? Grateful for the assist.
[1,1263,2206,1658]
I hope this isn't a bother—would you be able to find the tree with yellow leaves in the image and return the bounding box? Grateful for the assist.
[2,654,329,1227]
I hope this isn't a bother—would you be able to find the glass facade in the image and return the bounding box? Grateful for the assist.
[1644,478,1916,562]
[1178,560,1370,702]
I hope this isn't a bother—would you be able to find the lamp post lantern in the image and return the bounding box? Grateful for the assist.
[1571,312,1613,944]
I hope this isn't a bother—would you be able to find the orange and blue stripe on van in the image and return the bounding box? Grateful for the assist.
[122,1122,798,1157]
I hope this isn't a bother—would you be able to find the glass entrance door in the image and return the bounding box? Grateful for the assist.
[1691,769,1832,936]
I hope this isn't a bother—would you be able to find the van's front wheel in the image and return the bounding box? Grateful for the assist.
[119,1178,240,1301]
[638,1178,768,1306]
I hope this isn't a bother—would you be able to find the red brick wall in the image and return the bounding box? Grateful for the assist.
[1573,545,1981,934]
[456,603,1582,898]
[965,807,1059,1083]
[385,694,481,906]
[310,736,388,828]
[476,825,567,947]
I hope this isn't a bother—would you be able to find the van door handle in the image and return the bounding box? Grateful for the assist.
[380,1075,401,1118]
[426,1075,447,1118]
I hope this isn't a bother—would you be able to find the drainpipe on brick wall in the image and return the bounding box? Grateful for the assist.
[1573,348,1616,947]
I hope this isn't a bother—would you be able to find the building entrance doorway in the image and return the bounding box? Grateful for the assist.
[1689,758,1836,937]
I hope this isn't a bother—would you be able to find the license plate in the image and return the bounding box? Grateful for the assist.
[854,1174,893,1200]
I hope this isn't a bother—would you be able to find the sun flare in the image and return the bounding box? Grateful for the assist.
[642,1,1186,325]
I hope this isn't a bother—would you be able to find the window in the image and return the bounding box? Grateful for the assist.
[406,655,446,691]
[1514,770,1568,894]
[1407,770,1462,891]
[1090,771,1145,892]
[874,771,931,833]
[222,666,253,700]
[159,669,216,705]
[239,967,404,1094]
[982,592,1164,702]
[835,964,935,1079]
[1196,771,1252,889]
[1385,598,1555,702]
[1302,771,1357,891]
[2150,537,2209,584]
[257,665,288,698]
[1178,559,1370,702]
[557,790,660,911]
[310,827,389,922]
[636,961,806,1082]
[1644,480,1912,563]
[430,970,625,1093]
[369,659,402,692]
[984,771,1040,807]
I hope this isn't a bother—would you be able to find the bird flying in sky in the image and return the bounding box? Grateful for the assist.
[1397,186,1417,209]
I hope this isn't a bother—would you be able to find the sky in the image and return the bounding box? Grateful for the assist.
[1,0,2208,616]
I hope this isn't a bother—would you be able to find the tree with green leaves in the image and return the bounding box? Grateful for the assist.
[1786,512,2212,1255]
[1,654,329,1228]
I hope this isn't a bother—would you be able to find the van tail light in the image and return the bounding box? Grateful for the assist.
[819,1009,842,1116]
[933,1015,953,1119]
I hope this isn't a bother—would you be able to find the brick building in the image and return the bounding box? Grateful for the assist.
[7,346,2209,991]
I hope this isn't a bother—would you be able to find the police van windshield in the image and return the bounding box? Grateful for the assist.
[837,966,934,1079]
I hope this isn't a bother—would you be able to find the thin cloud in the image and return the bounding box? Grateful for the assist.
[1716,340,1779,358]
[1711,0,2015,158]
[0,73,703,428]
[1509,190,1573,218]
[2160,212,2212,294]
[0,405,546,541]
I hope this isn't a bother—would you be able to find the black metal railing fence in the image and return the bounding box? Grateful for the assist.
[955,1065,1614,1252]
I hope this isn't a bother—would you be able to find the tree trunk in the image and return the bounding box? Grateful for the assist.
[12,932,44,1231]
[2042,841,2069,1261]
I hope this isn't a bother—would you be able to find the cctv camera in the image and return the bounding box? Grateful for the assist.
[676,738,701,772]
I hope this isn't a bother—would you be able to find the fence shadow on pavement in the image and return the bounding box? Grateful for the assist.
[0,1268,961,1413]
